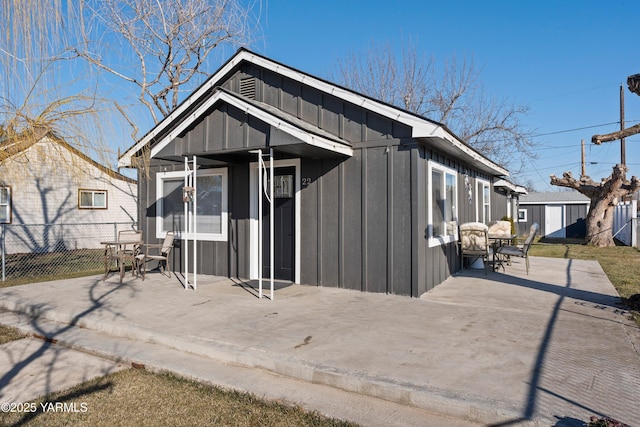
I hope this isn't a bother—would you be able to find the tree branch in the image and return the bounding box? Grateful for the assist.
[592,123,640,144]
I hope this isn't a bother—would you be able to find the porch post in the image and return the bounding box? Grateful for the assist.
[184,156,189,289]
[269,147,274,300]
[193,155,198,291]
[258,149,263,298]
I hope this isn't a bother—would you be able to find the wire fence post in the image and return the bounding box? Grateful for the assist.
[1,224,5,282]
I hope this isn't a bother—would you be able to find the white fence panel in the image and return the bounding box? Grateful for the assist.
[613,200,637,246]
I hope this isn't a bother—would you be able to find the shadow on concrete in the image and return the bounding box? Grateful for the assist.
[486,259,621,426]
[0,278,134,403]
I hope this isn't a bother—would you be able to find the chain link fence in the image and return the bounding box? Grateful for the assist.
[1,222,137,283]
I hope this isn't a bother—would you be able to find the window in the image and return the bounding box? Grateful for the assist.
[0,187,11,223]
[156,168,228,241]
[79,189,107,209]
[476,180,490,223]
[428,162,457,246]
[518,208,527,222]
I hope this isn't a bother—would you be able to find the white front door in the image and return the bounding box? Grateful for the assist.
[545,205,565,238]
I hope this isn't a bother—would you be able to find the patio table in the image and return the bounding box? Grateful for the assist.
[101,239,143,283]
[488,234,516,271]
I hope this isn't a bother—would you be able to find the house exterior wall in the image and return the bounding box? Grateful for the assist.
[0,139,137,253]
[136,56,506,297]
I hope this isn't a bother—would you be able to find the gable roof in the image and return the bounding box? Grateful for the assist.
[119,48,508,176]
[150,87,353,160]
[1,132,136,184]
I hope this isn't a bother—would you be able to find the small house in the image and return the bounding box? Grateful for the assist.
[119,49,516,296]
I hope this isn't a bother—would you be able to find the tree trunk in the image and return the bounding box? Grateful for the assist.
[550,164,640,247]
[585,197,616,247]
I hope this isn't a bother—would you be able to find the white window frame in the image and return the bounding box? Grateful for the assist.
[78,189,108,209]
[427,161,458,247]
[156,168,228,241]
[0,186,11,224]
[518,208,527,223]
[476,178,491,223]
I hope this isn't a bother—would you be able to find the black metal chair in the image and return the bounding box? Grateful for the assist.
[496,223,539,275]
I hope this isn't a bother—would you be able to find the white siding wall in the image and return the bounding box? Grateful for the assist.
[0,139,137,253]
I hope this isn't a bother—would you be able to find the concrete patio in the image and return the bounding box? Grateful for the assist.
[0,256,639,426]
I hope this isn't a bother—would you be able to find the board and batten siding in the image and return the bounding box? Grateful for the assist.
[300,141,413,295]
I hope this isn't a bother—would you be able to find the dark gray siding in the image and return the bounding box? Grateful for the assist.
[520,203,588,238]
[520,204,545,236]
[300,142,413,296]
[565,204,588,238]
[491,187,509,221]
[138,161,251,279]
[228,64,413,143]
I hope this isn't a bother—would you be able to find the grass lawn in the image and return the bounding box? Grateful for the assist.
[529,238,640,318]
[0,368,358,427]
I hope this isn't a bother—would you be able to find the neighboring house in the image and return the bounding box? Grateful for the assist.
[519,191,590,239]
[119,48,516,297]
[0,132,137,252]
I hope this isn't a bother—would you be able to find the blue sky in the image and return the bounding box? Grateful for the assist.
[242,0,640,191]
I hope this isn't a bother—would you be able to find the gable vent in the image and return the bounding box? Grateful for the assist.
[239,77,256,100]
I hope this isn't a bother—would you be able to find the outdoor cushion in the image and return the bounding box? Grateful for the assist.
[495,245,523,257]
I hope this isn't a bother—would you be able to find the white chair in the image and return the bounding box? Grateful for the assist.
[459,222,492,275]
[497,224,539,275]
[104,229,143,283]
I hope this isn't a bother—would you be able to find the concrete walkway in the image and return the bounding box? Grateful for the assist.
[0,256,638,426]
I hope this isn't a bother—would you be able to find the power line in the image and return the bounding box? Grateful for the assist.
[473,118,640,145]
[531,121,619,137]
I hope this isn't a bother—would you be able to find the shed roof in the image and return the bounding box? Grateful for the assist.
[119,48,508,176]
[520,191,590,204]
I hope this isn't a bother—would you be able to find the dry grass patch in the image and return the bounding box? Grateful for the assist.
[0,324,26,344]
[0,368,360,427]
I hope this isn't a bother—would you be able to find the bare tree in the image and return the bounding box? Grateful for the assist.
[550,165,639,247]
[73,0,260,131]
[550,75,640,247]
[331,41,535,171]
[0,1,112,170]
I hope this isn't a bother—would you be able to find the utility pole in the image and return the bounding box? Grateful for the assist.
[581,139,586,177]
[620,84,626,167]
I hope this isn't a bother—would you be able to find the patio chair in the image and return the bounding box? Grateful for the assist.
[496,223,539,275]
[137,231,175,279]
[459,222,492,275]
[103,229,143,283]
